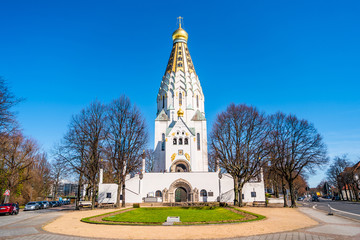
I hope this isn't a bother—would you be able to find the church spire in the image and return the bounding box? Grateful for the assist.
[165,17,195,75]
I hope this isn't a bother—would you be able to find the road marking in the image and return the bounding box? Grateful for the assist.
[328,204,360,217]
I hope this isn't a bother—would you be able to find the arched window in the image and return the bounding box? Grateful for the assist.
[161,133,165,151]
[179,93,182,106]
[196,95,199,108]
[177,63,182,67]
[179,138,183,145]
[162,96,165,109]
[173,138,177,145]
[178,57,182,61]
[200,189,207,197]
[155,190,162,197]
[179,51,182,55]
[184,138,188,145]
[197,133,200,150]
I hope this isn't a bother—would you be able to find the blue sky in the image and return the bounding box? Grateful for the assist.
[1,0,359,187]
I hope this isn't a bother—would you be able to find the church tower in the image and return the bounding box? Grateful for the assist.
[154,18,208,173]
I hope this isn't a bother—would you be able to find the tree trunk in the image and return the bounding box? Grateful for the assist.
[116,176,122,208]
[274,182,279,198]
[233,176,239,206]
[76,172,83,210]
[91,181,96,210]
[237,183,244,207]
[121,182,126,207]
[282,179,288,207]
[288,178,296,207]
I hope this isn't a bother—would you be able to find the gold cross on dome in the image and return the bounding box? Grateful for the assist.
[177,16,183,28]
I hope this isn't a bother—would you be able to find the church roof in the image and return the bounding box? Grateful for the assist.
[155,109,169,121]
[164,24,196,76]
[166,117,195,137]
[191,110,206,121]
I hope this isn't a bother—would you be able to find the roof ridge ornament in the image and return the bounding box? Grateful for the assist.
[177,16,183,29]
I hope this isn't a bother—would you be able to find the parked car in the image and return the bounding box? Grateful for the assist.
[41,201,50,209]
[49,201,58,207]
[297,196,304,201]
[312,196,320,202]
[24,202,40,211]
[0,203,19,215]
[36,201,45,209]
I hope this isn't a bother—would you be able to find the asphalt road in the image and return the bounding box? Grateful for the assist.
[301,198,360,222]
[0,204,77,239]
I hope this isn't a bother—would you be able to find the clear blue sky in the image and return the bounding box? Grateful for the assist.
[1,0,359,187]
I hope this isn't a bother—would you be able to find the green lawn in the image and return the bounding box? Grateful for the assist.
[103,207,244,223]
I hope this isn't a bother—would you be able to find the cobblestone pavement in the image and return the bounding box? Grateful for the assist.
[1,206,360,240]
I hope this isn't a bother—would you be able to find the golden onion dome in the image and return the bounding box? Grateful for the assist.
[172,27,188,42]
[177,108,184,117]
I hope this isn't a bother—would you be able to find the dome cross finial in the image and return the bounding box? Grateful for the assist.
[177,16,183,28]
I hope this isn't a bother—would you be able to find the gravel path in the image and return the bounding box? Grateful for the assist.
[43,207,318,239]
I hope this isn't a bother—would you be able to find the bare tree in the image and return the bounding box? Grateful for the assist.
[105,96,148,208]
[326,155,352,200]
[0,77,21,133]
[0,132,39,203]
[58,101,107,209]
[269,112,328,207]
[210,104,270,206]
[50,157,69,200]
[145,149,155,173]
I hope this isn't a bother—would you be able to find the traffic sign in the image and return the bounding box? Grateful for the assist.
[3,190,10,196]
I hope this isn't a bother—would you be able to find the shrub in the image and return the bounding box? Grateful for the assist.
[133,203,140,208]
[219,202,228,207]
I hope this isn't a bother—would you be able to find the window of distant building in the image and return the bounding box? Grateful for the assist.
[173,138,177,145]
[179,138,183,145]
[179,93,182,106]
[161,133,165,151]
[184,138,188,145]
[106,193,111,198]
[197,133,200,150]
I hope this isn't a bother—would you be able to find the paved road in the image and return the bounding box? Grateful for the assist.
[300,198,360,222]
[0,204,85,240]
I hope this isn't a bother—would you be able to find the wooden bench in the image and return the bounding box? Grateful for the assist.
[252,201,267,207]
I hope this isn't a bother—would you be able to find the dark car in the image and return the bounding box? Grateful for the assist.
[312,196,320,202]
[0,203,18,215]
[24,202,40,211]
[36,201,45,209]
[41,201,50,209]
[49,201,58,207]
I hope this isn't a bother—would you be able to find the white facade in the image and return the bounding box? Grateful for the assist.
[98,22,265,205]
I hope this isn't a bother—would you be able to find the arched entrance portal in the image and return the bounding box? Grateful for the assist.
[175,187,187,202]
[168,178,194,203]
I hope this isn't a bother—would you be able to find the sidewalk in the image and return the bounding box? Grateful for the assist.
[232,207,360,240]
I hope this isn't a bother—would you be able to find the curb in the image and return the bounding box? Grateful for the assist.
[307,205,360,224]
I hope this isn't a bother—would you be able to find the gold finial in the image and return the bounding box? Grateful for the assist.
[177,16,183,28]
[177,108,184,117]
[172,17,188,42]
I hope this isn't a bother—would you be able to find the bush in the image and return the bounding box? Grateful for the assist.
[133,203,140,208]
[219,202,228,207]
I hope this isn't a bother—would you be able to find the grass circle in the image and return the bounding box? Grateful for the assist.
[82,206,265,225]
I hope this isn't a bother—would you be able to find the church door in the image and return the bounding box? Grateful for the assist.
[175,187,187,202]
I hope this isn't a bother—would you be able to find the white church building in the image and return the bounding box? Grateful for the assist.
[98,20,265,205]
